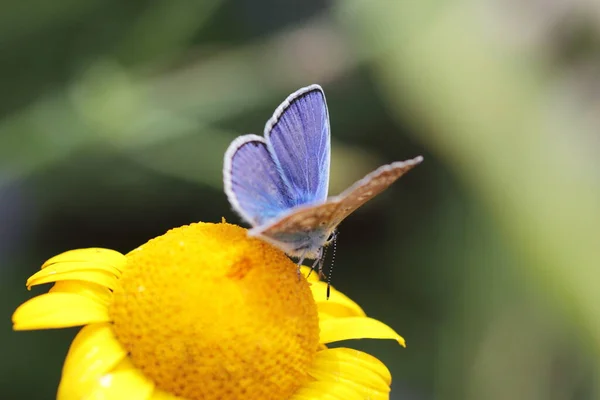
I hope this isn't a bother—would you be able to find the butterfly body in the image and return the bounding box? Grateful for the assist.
[251,222,331,259]
[224,84,422,261]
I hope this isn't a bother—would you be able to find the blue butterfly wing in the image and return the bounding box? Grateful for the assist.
[224,134,294,226]
[265,84,330,207]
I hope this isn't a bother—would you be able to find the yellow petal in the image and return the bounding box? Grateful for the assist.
[50,281,112,306]
[308,348,391,398]
[290,380,364,400]
[27,269,119,290]
[319,317,406,347]
[88,359,154,400]
[324,348,391,384]
[300,265,320,283]
[43,248,126,272]
[58,323,128,399]
[39,260,121,278]
[12,293,110,330]
[60,359,154,400]
[310,281,366,318]
[318,311,336,321]
[151,389,186,400]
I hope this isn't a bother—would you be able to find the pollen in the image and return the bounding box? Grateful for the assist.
[109,222,320,400]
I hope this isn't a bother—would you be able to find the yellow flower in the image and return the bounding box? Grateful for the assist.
[13,222,405,400]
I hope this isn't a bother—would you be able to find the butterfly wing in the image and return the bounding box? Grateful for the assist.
[223,134,295,226]
[265,84,330,207]
[327,156,423,226]
[225,83,421,258]
[250,156,424,257]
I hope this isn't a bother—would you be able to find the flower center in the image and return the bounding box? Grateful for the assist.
[109,222,320,400]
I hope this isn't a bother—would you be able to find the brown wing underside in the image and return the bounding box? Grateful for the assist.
[252,156,423,238]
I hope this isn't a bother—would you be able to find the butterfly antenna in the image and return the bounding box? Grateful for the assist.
[326,232,338,300]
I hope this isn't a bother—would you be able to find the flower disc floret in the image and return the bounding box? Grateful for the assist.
[109,222,320,400]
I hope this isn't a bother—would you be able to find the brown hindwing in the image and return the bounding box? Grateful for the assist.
[330,156,423,226]
[253,156,423,238]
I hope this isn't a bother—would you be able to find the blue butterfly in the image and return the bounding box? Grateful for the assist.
[224,84,422,265]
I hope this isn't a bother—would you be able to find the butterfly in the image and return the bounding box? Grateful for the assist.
[223,84,423,269]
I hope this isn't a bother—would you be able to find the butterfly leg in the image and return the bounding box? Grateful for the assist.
[295,253,307,280]
[317,252,326,280]
[307,257,320,279]
[306,247,325,279]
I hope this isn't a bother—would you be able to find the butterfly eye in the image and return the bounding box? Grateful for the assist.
[326,230,337,243]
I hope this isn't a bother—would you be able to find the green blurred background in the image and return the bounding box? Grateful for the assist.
[2,1,600,399]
